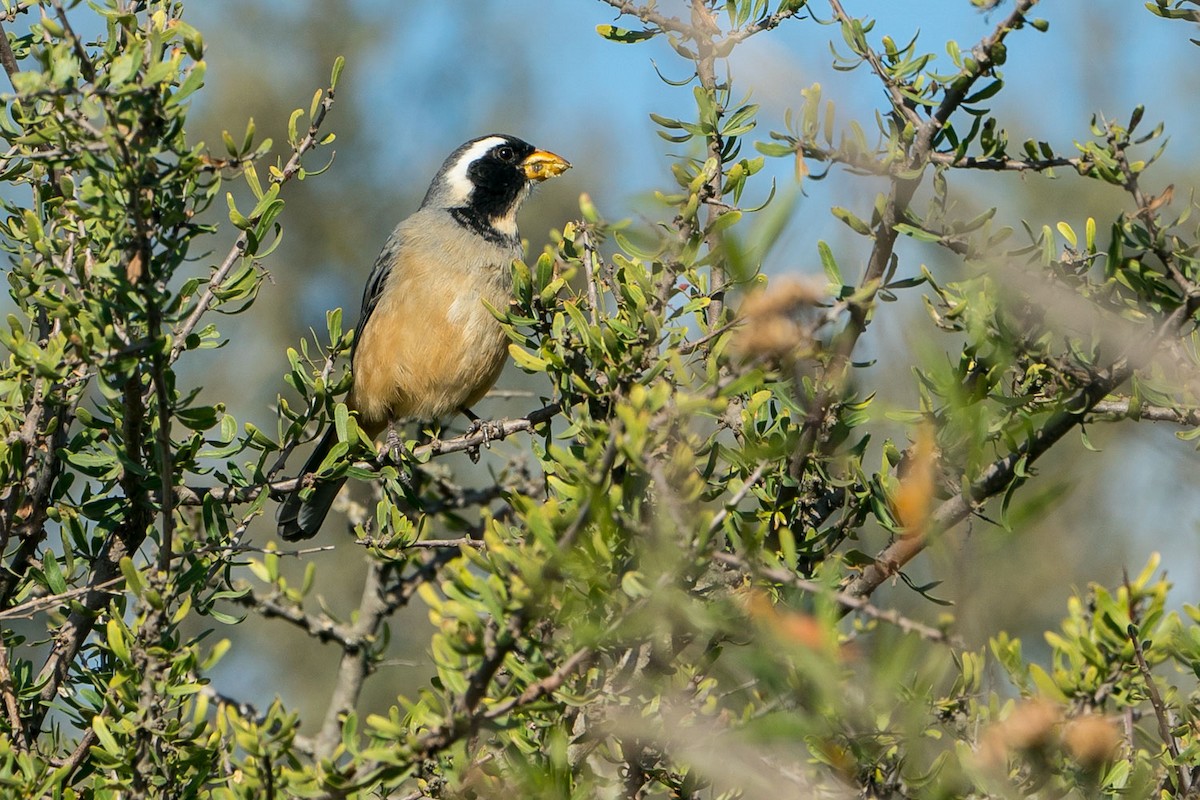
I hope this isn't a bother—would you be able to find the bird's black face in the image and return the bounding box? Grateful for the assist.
[464,137,538,224]
[425,134,571,244]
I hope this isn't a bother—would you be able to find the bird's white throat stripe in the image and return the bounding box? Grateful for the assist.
[443,135,508,206]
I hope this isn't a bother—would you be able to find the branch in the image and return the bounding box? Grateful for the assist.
[28,528,142,735]
[0,577,122,621]
[825,0,924,129]
[175,403,560,506]
[314,557,388,758]
[400,537,486,549]
[0,636,27,749]
[1128,623,1189,794]
[927,151,1086,174]
[0,2,36,24]
[310,547,462,760]
[842,359,1130,602]
[596,0,690,35]
[915,0,1039,156]
[706,462,766,535]
[1091,398,1200,426]
[482,647,596,729]
[0,22,18,85]
[420,402,560,457]
[787,0,1041,489]
[724,4,805,47]
[231,587,358,650]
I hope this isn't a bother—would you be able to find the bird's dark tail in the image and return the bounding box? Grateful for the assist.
[276,426,348,541]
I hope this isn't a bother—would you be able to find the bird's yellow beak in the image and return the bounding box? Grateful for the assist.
[522,149,571,182]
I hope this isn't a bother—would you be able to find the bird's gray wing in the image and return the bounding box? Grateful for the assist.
[350,230,402,358]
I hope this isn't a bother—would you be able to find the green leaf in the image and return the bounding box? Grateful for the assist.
[508,344,548,373]
[894,223,942,243]
[91,716,120,755]
[832,206,873,236]
[596,24,656,43]
[166,61,206,107]
[818,240,841,283]
[226,193,251,229]
[1056,221,1077,248]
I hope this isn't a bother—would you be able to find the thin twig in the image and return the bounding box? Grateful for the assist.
[787,0,1041,495]
[826,0,924,129]
[48,728,96,775]
[0,577,123,620]
[230,588,358,650]
[1127,623,1189,794]
[0,636,27,748]
[706,463,766,535]
[578,223,601,326]
[177,403,561,507]
[596,0,690,35]
[401,537,486,550]
[481,646,596,721]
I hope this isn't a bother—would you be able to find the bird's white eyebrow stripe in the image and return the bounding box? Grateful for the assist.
[442,136,508,206]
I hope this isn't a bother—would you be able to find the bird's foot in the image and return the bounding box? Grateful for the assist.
[384,422,405,464]
[459,409,484,463]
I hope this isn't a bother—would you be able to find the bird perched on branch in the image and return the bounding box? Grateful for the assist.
[276,134,571,540]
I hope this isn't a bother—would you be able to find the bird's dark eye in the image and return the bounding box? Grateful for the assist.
[495,145,516,163]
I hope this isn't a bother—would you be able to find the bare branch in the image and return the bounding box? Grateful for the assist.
[0,636,27,749]
[1091,398,1200,426]
[0,577,122,621]
[231,588,358,650]
[314,558,388,758]
[0,23,19,85]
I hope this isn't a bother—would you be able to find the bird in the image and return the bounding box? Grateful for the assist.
[276,134,570,540]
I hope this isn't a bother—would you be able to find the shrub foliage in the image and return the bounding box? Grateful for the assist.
[0,1,1197,797]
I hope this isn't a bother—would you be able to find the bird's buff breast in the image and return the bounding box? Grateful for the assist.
[348,263,511,435]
